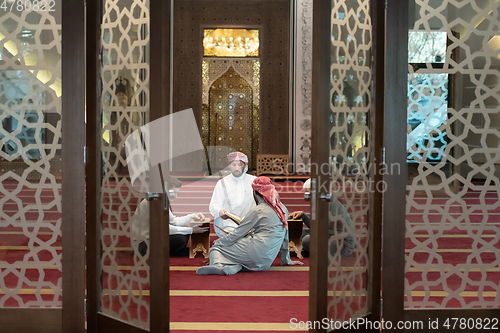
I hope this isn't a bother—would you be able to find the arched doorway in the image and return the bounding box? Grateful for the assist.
[207,66,256,171]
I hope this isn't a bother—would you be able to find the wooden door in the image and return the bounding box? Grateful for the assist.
[382,0,500,330]
[85,0,171,331]
[0,0,86,331]
[308,0,383,331]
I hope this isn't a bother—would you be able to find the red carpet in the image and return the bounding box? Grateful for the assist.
[1,176,499,331]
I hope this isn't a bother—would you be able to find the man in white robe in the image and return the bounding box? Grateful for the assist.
[131,176,209,257]
[209,152,256,237]
[197,176,303,275]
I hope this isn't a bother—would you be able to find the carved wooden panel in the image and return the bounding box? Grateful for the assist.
[209,67,255,170]
[256,154,289,176]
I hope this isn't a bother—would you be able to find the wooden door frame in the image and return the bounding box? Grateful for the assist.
[382,1,500,330]
[85,0,171,331]
[309,0,383,331]
[86,0,103,331]
[149,0,171,331]
[0,0,85,331]
[366,0,385,328]
[0,309,62,333]
[309,0,330,327]
[61,0,87,331]
[381,0,408,327]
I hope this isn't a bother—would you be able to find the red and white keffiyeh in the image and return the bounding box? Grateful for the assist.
[227,151,248,165]
[251,176,288,229]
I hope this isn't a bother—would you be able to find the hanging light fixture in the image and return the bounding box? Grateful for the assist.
[203,29,259,57]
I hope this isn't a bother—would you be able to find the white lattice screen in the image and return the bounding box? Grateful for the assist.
[0,9,62,308]
[100,0,150,327]
[327,0,372,321]
[405,0,500,308]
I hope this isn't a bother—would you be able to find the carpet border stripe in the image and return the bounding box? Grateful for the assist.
[169,322,307,331]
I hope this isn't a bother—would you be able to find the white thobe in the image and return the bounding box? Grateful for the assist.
[208,198,291,271]
[130,199,194,247]
[209,173,257,237]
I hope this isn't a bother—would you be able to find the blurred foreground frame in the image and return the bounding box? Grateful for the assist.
[125,108,238,193]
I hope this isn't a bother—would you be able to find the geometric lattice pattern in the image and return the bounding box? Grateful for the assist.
[202,59,260,106]
[100,0,150,327]
[0,10,62,307]
[202,58,260,171]
[327,0,372,321]
[256,154,289,176]
[405,0,500,309]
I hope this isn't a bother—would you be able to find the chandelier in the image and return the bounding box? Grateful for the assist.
[203,29,259,57]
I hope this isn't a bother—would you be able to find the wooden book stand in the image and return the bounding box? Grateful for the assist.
[287,218,304,259]
[189,218,211,259]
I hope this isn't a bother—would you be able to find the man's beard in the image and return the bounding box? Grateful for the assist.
[232,170,242,177]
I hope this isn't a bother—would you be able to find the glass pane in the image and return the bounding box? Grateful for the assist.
[407,73,449,163]
[327,0,372,322]
[100,0,150,328]
[0,7,62,307]
[405,0,500,309]
[408,31,447,63]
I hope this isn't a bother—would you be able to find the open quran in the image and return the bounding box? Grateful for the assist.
[215,225,229,234]
[225,212,242,225]
[215,224,254,237]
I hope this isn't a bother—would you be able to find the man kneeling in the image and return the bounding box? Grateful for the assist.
[197,176,302,276]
